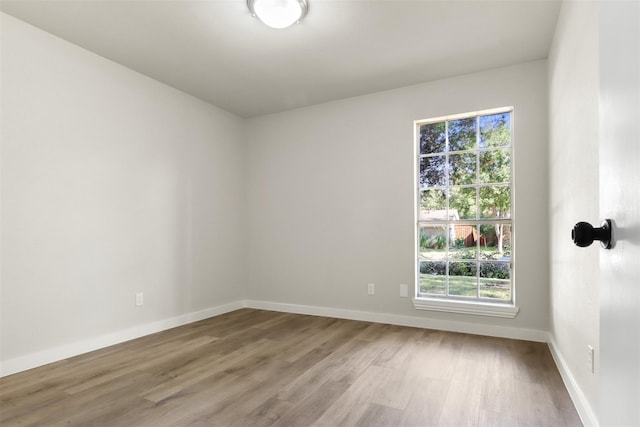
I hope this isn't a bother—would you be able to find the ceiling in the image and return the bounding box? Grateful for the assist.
[0,0,561,118]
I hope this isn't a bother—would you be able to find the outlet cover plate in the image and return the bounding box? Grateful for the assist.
[400,284,409,298]
[135,292,144,306]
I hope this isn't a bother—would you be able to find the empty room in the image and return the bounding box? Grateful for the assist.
[1,0,638,426]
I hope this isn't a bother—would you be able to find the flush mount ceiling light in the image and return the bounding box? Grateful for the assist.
[247,0,308,29]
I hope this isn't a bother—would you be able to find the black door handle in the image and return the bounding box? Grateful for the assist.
[572,219,613,249]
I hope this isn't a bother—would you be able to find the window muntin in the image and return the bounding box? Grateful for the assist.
[416,109,513,304]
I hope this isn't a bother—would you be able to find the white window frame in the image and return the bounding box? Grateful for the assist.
[413,107,519,318]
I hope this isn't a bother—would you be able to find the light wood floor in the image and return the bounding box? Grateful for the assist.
[1,309,581,426]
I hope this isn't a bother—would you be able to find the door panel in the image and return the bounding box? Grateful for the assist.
[598,1,640,425]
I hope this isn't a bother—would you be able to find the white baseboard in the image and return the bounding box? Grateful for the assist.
[547,334,599,427]
[0,298,552,378]
[0,300,244,377]
[244,299,548,342]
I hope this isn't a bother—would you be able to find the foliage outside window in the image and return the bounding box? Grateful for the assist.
[416,108,513,304]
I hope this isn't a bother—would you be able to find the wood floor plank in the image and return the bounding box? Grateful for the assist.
[406,335,461,381]
[515,379,563,427]
[277,317,357,363]
[479,338,518,416]
[141,338,273,403]
[13,371,163,427]
[110,372,243,427]
[355,403,404,427]
[0,309,582,427]
[271,379,351,427]
[368,365,417,410]
[65,336,219,395]
[507,339,551,385]
[276,337,373,404]
[399,377,450,426]
[327,337,391,384]
[437,355,487,426]
[312,363,390,426]
[205,347,334,425]
[478,408,520,427]
[0,385,69,425]
[371,328,422,369]
[226,396,295,427]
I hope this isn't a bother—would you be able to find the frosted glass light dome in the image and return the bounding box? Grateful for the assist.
[247,0,308,29]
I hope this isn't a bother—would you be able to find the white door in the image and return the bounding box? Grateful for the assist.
[598,1,640,426]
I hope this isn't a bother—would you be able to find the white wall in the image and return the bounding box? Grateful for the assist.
[547,0,600,421]
[245,60,549,333]
[1,14,245,367]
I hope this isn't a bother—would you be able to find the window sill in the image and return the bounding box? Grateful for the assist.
[413,297,519,318]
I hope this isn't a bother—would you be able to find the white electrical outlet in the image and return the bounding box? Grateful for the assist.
[136,292,144,307]
[399,284,409,298]
[587,345,595,373]
[367,283,375,295]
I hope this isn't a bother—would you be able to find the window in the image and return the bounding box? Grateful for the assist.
[414,108,518,317]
